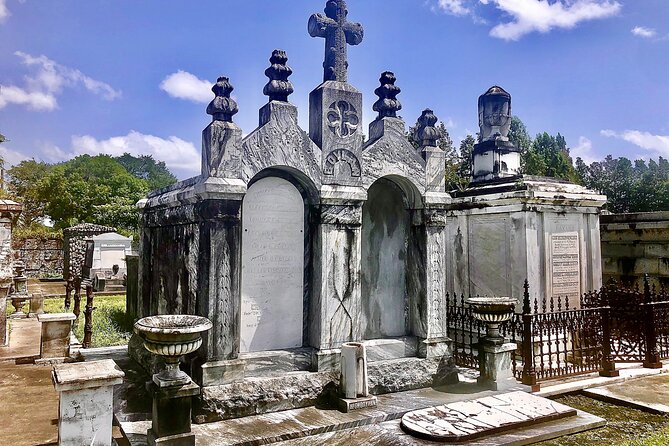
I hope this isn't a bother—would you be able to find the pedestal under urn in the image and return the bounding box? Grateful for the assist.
[466,296,519,390]
[134,315,212,387]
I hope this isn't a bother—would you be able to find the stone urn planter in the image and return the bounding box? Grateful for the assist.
[134,315,212,387]
[466,296,517,341]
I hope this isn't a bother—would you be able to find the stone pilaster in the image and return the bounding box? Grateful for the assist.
[201,121,242,179]
[310,185,365,358]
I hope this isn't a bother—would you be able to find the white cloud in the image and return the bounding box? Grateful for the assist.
[434,0,620,41]
[0,0,9,23]
[488,0,621,41]
[41,131,200,178]
[570,136,598,164]
[0,52,120,111]
[0,84,57,111]
[160,71,212,104]
[438,0,471,16]
[631,26,656,38]
[601,129,669,157]
[0,144,28,167]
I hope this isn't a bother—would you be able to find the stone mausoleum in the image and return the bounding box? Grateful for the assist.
[134,0,606,420]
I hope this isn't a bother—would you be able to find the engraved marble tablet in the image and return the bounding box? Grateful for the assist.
[550,232,581,300]
[240,176,304,352]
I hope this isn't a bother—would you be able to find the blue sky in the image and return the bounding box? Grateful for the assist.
[1,0,668,179]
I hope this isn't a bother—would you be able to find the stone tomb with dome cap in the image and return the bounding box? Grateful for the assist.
[446,85,606,307]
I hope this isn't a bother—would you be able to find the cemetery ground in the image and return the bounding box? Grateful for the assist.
[2,295,669,445]
[5,290,132,348]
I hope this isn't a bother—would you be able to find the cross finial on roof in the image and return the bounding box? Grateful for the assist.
[308,0,364,83]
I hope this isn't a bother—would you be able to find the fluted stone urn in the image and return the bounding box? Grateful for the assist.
[467,297,519,390]
[134,315,212,387]
[466,296,517,341]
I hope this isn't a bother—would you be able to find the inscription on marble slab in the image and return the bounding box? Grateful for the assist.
[549,232,580,299]
[401,391,577,442]
[240,176,304,353]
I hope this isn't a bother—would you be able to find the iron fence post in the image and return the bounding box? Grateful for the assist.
[520,280,538,390]
[72,276,82,319]
[643,275,662,368]
[599,306,619,377]
[82,280,95,348]
[64,278,73,310]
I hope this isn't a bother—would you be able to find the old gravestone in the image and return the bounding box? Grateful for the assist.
[240,176,304,352]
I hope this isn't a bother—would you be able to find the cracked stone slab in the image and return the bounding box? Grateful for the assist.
[401,391,577,442]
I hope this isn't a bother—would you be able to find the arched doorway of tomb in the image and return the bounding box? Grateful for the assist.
[361,175,422,356]
[239,168,318,353]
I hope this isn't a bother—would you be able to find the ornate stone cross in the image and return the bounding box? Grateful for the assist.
[308,0,364,83]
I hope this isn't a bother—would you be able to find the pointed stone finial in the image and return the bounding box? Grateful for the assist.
[263,49,294,102]
[372,71,401,119]
[206,76,238,122]
[415,109,442,148]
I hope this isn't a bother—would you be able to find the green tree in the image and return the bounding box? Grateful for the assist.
[115,153,177,190]
[6,160,52,226]
[508,116,532,153]
[523,132,579,182]
[37,155,149,231]
[456,134,476,189]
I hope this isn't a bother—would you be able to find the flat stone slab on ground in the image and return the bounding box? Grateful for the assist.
[0,318,40,363]
[401,391,576,442]
[583,374,669,414]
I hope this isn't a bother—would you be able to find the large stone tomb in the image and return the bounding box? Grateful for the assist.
[240,176,305,352]
[132,0,603,423]
[446,86,605,302]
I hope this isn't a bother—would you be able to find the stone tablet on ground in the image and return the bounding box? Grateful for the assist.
[401,391,577,442]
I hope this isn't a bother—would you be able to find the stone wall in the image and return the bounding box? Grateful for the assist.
[601,211,669,289]
[13,237,64,278]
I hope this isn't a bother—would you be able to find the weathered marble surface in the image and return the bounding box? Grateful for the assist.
[202,120,242,179]
[446,176,606,301]
[362,117,425,200]
[242,101,322,189]
[361,178,410,339]
[196,372,338,422]
[401,390,576,442]
[478,342,518,391]
[37,312,75,360]
[310,81,364,187]
[240,177,304,352]
[52,359,125,446]
[367,357,458,394]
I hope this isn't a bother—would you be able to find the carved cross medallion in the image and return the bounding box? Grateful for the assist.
[308,0,364,83]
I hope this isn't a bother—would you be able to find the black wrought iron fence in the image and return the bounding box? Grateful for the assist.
[446,277,667,390]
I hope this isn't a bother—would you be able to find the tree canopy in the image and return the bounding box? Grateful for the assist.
[6,153,178,233]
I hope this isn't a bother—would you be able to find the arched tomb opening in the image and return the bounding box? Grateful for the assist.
[361,175,423,359]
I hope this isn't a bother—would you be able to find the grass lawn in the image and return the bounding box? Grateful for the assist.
[42,294,133,348]
[537,395,669,446]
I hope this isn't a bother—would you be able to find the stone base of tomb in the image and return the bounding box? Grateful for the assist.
[335,395,377,413]
[193,355,458,423]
